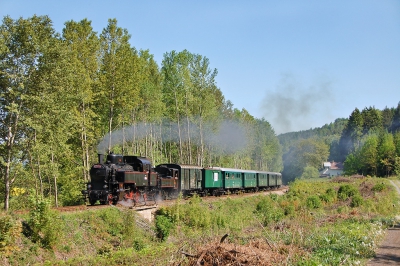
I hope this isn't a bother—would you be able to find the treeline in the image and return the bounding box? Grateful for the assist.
[279,104,400,183]
[0,15,282,210]
[338,105,400,177]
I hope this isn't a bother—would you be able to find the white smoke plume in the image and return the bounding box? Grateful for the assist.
[97,119,249,155]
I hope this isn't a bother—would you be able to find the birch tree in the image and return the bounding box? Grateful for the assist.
[62,19,100,182]
[0,15,55,210]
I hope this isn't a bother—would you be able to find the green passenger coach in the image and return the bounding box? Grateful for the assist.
[203,167,224,196]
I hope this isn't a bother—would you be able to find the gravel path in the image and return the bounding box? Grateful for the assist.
[367,180,400,265]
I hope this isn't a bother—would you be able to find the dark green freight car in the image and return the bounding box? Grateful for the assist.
[155,164,203,197]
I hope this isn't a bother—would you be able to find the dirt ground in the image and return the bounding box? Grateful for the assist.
[367,180,400,265]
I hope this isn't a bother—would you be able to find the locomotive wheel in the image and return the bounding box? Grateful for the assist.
[89,198,96,206]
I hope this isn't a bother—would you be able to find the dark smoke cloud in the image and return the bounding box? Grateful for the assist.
[97,119,249,154]
[261,73,335,134]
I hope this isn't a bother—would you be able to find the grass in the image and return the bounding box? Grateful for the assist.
[1,176,399,265]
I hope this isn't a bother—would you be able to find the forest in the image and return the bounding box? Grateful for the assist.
[1,15,400,212]
[0,16,282,211]
[280,104,400,183]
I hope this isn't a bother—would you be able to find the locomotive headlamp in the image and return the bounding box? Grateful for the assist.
[103,185,108,189]
[87,184,91,189]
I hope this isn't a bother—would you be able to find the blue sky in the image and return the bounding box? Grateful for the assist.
[1,0,399,134]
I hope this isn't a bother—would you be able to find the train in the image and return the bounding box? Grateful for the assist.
[81,152,282,206]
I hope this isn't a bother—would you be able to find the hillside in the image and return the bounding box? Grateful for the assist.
[278,103,400,183]
[1,177,399,265]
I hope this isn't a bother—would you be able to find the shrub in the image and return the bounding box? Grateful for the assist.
[337,185,359,200]
[306,196,322,209]
[255,198,284,226]
[372,183,386,192]
[154,215,173,242]
[325,188,336,198]
[23,198,64,249]
[0,214,22,257]
[284,204,295,216]
[350,195,363,207]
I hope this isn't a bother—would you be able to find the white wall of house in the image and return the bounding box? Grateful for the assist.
[320,162,343,177]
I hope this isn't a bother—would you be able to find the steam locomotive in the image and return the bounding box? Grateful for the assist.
[81,153,282,206]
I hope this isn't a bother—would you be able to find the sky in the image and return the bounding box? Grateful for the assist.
[1,0,399,134]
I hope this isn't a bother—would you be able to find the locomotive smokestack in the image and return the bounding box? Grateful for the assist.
[98,154,104,164]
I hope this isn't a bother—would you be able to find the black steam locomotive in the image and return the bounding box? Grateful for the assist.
[82,153,282,206]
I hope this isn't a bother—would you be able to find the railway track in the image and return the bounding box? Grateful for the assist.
[18,185,288,214]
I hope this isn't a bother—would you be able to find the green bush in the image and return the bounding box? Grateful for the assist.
[255,197,284,226]
[372,183,386,192]
[0,214,22,257]
[325,188,336,198]
[99,207,124,236]
[337,185,359,201]
[154,215,173,242]
[350,195,363,207]
[284,204,295,216]
[24,198,64,249]
[306,195,322,209]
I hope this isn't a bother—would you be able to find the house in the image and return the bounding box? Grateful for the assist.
[320,161,343,177]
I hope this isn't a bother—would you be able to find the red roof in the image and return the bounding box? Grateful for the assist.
[330,161,343,170]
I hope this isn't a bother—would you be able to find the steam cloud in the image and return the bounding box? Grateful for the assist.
[97,119,249,155]
[261,73,335,134]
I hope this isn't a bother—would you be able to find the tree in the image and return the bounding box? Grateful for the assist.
[382,107,394,131]
[338,108,363,161]
[161,50,192,163]
[0,15,55,210]
[25,30,76,206]
[343,152,362,175]
[390,102,400,133]
[378,132,396,177]
[300,166,320,179]
[99,19,137,153]
[189,53,222,166]
[282,138,329,183]
[359,134,379,176]
[361,106,382,134]
[62,19,100,182]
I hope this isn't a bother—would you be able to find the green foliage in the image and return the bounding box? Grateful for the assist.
[372,183,387,192]
[2,177,399,265]
[350,194,363,207]
[303,220,385,265]
[0,214,22,257]
[24,198,64,249]
[255,197,284,226]
[282,138,329,183]
[300,166,320,179]
[319,188,336,203]
[154,215,173,242]
[99,207,125,236]
[306,195,322,209]
[337,184,359,201]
